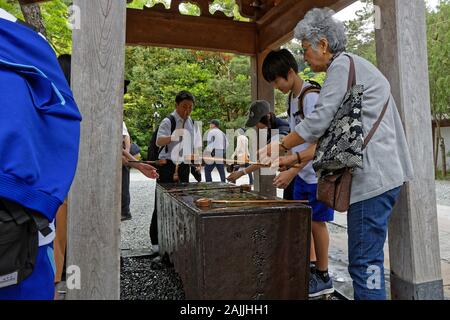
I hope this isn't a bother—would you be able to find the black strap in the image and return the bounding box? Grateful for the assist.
[0,198,52,236]
[159,115,195,156]
[1,199,30,225]
[158,114,177,155]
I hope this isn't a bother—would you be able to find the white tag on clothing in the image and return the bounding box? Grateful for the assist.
[0,271,18,288]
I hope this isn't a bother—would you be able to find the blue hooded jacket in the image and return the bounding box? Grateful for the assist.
[0,17,82,222]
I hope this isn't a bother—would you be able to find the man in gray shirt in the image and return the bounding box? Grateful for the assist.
[150,91,201,253]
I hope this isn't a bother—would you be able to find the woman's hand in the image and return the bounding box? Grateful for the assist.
[227,170,244,183]
[278,154,299,171]
[273,168,299,189]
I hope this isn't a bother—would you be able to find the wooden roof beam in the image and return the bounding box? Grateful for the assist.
[126,8,257,55]
[257,0,357,52]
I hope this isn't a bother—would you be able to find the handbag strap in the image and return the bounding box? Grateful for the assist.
[345,54,356,91]
[343,54,390,150]
[363,97,390,148]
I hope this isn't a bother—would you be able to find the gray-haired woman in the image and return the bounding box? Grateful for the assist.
[261,8,414,300]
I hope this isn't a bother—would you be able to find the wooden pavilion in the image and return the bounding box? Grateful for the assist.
[29,0,444,300]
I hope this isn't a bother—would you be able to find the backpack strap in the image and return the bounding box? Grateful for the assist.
[290,81,321,120]
[287,94,292,118]
[160,114,177,155]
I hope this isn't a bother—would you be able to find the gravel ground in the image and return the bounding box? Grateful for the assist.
[120,170,156,251]
[120,170,185,300]
[120,256,184,300]
[436,180,450,207]
[120,170,450,300]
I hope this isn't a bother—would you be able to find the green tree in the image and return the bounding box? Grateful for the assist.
[0,0,72,55]
[127,0,247,20]
[427,0,450,175]
[124,47,252,157]
[0,0,23,18]
[344,0,376,65]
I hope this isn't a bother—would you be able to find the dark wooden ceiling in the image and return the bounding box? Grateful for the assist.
[19,0,356,55]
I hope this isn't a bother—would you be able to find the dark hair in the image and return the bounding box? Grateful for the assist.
[210,119,220,128]
[124,80,130,95]
[175,90,195,104]
[258,113,275,128]
[262,49,299,82]
[57,54,71,85]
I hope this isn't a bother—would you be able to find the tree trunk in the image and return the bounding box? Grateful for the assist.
[441,136,447,177]
[18,0,47,37]
[434,117,441,176]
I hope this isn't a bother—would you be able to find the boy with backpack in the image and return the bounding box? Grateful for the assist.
[147,91,201,254]
[262,49,335,298]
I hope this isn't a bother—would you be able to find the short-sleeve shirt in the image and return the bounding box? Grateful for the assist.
[122,121,129,137]
[206,127,228,152]
[288,82,320,184]
[156,111,202,162]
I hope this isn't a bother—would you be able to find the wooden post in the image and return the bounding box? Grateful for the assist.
[251,50,276,197]
[67,0,126,300]
[374,0,444,299]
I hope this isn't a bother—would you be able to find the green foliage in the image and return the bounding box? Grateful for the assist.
[427,0,450,119]
[435,169,450,181]
[127,0,170,9]
[40,0,72,55]
[0,0,23,18]
[0,0,72,55]
[124,47,252,156]
[344,0,377,65]
[127,0,247,21]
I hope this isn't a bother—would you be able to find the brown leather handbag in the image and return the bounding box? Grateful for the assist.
[317,167,353,212]
[317,99,388,212]
[316,56,390,212]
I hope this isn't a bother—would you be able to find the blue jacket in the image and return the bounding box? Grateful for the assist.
[0,18,82,221]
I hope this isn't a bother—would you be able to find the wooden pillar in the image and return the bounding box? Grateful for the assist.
[67,0,126,300]
[374,0,444,299]
[251,49,276,197]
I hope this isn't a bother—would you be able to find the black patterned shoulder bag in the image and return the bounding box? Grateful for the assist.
[312,54,389,212]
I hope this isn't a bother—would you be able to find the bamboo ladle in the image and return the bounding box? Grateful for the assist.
[128,159,168,166]
[195,198,308,208]
[169,184,252,193]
